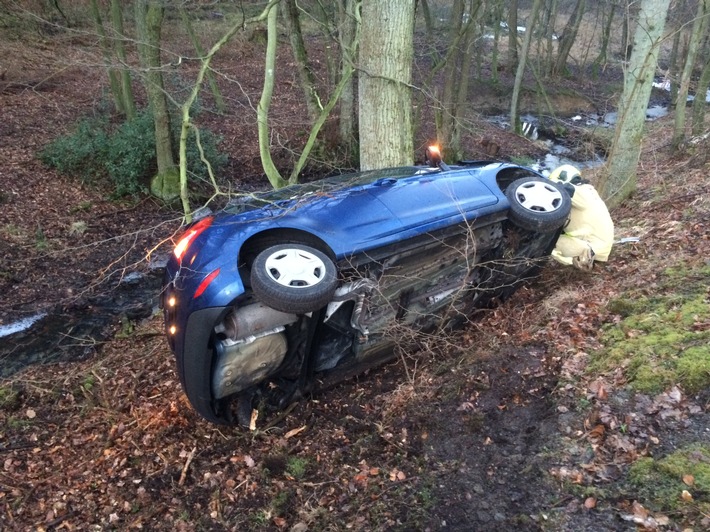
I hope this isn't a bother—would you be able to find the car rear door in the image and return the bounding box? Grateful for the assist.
[367,169,500,231]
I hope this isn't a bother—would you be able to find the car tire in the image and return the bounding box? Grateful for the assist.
[251,243,338,314]
[505,177,571,233]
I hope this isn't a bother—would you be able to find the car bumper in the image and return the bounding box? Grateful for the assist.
[162,279,233,424]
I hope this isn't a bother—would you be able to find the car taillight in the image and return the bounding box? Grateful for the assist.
[174,216,213,262]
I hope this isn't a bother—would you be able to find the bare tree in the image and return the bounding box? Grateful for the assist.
[111,0,136,121]
[553,0,587,75]
[672,0,710,150]
[179,6,225,114]
[358,0,416,170]
[508,0,519,70]
[281,0,320,123]
[691,41,710,134]
[510,0,543,134]
[89,0,123,115]
[599,0,672,207]
[134,0,178,202]
[337,0,360,161]
[436,0,482,161]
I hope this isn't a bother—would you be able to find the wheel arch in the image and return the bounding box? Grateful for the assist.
[495,166,543,193]
[240,228,336,266]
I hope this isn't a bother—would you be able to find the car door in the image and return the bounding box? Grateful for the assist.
[367,170,500,232]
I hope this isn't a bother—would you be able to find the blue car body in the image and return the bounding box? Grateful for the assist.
[162,161,570,425]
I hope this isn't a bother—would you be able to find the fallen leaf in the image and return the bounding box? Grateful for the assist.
[284,425,307,439]
[249,409,258,431]
[632,501,648,519]
[389,469,406,481]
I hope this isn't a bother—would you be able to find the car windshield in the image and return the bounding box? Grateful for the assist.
[223,166,426,215]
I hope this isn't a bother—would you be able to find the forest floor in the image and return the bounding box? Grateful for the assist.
[1,19,710,532]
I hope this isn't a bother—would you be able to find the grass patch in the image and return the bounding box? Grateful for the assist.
[285,456,309,479]
[627,444,710,523]
[0,385,20,410]
[591,264,710,394]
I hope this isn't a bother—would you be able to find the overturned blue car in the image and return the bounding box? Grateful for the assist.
[162,153,571,426]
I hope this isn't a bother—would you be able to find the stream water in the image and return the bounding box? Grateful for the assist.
[0,265,165,378]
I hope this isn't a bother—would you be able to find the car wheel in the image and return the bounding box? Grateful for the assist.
[505,177,571,233]
[251,243,338,314]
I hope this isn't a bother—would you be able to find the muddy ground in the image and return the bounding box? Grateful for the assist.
[1,11,709,532]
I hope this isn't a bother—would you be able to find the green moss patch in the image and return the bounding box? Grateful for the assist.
[592,264,710,394]
[627,444,710,521]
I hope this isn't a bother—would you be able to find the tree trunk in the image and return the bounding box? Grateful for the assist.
[510,0,543,134]
[592,1,616,77]
[438,0,481,161]
[672,0,710,150]
[541,0,559,75]
[553,0,586,75]
[451,4,477,157]
[89,0,124,115]
[257,2,288,189]
[667,23,682,108]
[135,0,179,202]
[490,0,503,82]
[281,0,320,123]
[337,0,359,162]
[599,0,671,208]
[437,0,465,153]
[358,0,415,170]
[179,7,226,114]
[419,0,433,35]
[110,0,136,121]
[507,0,519,70]
[691,47,710,135]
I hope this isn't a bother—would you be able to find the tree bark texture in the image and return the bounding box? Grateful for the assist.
[510,0,543,134]
[257,2,288,189]
[282,0,320,123]
[111,0,136,121]
[89,0,124,115]
[553,0,586,75]
[179,7,226,114]
[337,0,359,159]
[672,0,709,149]
[599,0,671,207]
[135,0,178,201]
[358,0,415,170]
[507,0,519,70]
